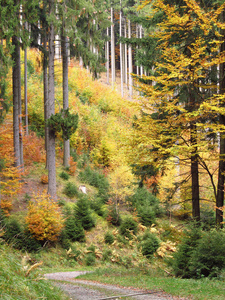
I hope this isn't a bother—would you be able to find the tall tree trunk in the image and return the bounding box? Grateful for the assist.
[12,35,23,168]
[106,27,109,84]
[24,46,28,135]
[128,19,133,98]
[190,122,200,221]
[120,2,124,97]
[47,0,56,198]
[124,18,128,85]
[216,10,225,227]
[61,30,70,168]
[136,24,139,76]
[140,25,143,77]
[111,7,115,86]
[43,18,48,169]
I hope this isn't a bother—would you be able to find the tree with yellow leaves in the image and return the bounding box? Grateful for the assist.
[132,0,225,222]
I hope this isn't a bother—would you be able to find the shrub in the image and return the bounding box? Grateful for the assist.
[64,216,85,242]
[77,152,90,169]
[58,230,71,250]
[90,198,106,217]
[137,205,156,226]
[129,188,163,220]
[3,218,24,249]
[74,196,95,230]
[119,216,138,239]
[22,230,42,252]
[63,182,79,198]
[78,166,109,202]
[190,229,225,278]
[138,232,160,258]
[104,232,115,245]
[87,244,96,253]
[59,171,70,181]
[66,245,81,261]
[2,218,42,252]
[25,192,64,242]
[102,249,112,261]
[106,205,121,226]
[170,224,202,278]
[130,187,159,207]
[85,253,96,266]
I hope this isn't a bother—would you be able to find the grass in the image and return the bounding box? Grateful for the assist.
[77,266,225,300]
[0,244,69,300]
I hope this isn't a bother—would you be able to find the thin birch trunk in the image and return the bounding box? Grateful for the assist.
[106,27,109,84]
[24,47,28,135]
[128,19,133,98]
[120,2,124,97]
[140,25,143,77]
[111,7,116,86]
[124,18,128,85]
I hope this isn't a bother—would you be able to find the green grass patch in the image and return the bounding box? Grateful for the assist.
[77,266,225,300]
[0,244,69,300]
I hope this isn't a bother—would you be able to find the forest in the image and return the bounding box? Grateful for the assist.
[0,0,225,299]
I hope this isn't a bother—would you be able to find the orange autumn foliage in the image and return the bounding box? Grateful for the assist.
[0,117,23,214]
[23,132,45,165]
[68,157,77,175]
[26,192,64,242]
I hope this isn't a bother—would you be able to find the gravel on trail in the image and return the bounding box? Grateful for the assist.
[44,271,189,300]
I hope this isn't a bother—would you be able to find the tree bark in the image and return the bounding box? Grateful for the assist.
[128,19,133,98]
[43,13,48,169]
[124,18,128,85]
[47,0,57,199]
[190,122,200,221]
[61,30,70,168]
[111,7,116,86]
[12,35,23,168]
[120,2,124,97]
[216,10,225,227]
[106,27,109,84]
[24,46,28,135]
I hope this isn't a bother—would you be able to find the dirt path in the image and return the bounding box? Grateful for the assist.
[45,271,188,300]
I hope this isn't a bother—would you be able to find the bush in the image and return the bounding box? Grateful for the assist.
[106,205,121,226]
[3,218,24,249]
[130,187,158,207]
[64,216,85,242]
[102,249,112,261]
[22,230,42,252]
[59,171,70,181]
[190,230,225,278]
[129,187,163,226]
[104,232,115,245]
[78,166,109,202]
[63,182,79,198]
[170,224,203,278]
[119,216,138,240]
[85,253,96,266]
[137,205,156,226]
[25,193,64,242]
[74,196,95,230]
[3,219,42,252]
[90,198,106,217]
[138,232,160,259]
[139,235,160,258]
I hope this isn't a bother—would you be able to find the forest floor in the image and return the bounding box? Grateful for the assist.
[44,271,189,300]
